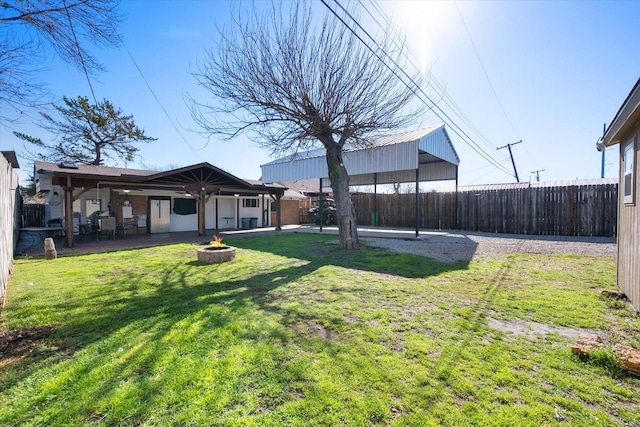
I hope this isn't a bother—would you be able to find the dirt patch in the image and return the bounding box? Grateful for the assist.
[290,321,337,342]
[0,325,56,365]
[487,317,600,340]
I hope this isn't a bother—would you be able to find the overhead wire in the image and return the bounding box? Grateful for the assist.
[124,48,205,160]
[361,0,499,155]
[453,1,520,139]
[360,0,514,168]
[62,0,97,104]
[324,0,514,178]
[101,16,206,162]
[344,0,513,175]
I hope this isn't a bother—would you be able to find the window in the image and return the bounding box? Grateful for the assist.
[243,198,259,208]
[623,139,635,204]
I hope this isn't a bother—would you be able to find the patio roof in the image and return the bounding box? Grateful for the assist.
[35,161,285,196]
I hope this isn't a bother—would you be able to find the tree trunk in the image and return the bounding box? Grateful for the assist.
[325,145,359,250]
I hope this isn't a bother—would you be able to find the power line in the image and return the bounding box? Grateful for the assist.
[325,0,514,178]
[454,1,519,138]
[62,0,97,103]
[351,0,512,171]
[326,0,510,175]
[360,0,499,156]
[124,48,205,160]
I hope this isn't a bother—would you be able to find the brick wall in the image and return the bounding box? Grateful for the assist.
[109,190,147,234]
[272,199,300,225]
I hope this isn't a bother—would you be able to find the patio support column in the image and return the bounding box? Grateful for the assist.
[276,193,282,231]
[415,168,420,238]
[215,198,219,230]
[197,188,206,236]
[64,174,74,248]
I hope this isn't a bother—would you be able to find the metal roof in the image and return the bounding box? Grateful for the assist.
[601,77,640,148]
[261,125,459,186]
[1,151,20,168]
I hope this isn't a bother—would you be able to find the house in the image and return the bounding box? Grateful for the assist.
[598,77,640,312]
[34,161,286,247]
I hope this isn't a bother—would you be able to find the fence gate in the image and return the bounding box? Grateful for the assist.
[21,203,45,227]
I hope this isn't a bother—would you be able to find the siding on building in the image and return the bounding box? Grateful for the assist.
[600,77,640,312]
[615,127,640,311]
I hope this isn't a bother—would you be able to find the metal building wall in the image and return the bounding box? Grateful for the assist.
[261,125,459,185]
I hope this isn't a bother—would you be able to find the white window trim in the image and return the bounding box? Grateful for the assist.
[623,138,635,204]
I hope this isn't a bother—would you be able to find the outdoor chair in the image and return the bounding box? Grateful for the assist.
[98,216,116,240]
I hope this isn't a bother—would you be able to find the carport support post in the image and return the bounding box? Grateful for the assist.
[373,173,378,226]
[455,169,459,229]
[318,178,323,232]
[415,168,420,238]
[64,174,74,248]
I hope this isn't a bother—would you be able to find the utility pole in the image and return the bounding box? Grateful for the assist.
[601,123,606,179]
[497,140,522,183]
[531,169,545,182]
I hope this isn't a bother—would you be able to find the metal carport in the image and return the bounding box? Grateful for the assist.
[261,124,460,236]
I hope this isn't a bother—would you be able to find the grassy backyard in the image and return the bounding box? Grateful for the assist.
[1,233,639,426]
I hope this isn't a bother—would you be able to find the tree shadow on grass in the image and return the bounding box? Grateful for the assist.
[2,233,476,425]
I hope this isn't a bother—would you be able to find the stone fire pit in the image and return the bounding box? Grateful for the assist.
[197,246,236,264]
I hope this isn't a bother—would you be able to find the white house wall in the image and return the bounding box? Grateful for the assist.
[169,211,198,232]
[43,187,272,231]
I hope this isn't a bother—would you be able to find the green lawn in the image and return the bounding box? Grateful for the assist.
[1,233,639,426]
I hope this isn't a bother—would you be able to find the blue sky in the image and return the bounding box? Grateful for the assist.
[2,0,639,187]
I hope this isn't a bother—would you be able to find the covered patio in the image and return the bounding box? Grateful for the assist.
[34,162,286,248]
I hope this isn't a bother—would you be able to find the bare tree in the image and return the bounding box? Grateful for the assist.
[0,0,122,120]
[15,96,156,165]
[191,2,423,250]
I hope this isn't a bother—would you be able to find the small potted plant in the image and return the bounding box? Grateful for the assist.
[197,235,236,263]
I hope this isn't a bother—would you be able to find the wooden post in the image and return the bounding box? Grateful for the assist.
[215,197,219,230]
[276,193,282,231]
[236,197,240,229]
[64,175,74,248]
[198,189,206,236]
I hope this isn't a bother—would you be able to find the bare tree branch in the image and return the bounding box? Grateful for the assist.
[0,0,123,121]
[190,1,425,249]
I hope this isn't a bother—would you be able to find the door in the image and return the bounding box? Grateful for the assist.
[149,198,170,233]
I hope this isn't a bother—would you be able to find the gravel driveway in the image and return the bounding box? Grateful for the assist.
[362,231,616,263]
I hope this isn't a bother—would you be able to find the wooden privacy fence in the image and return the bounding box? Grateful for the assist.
[351,182,618,237]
